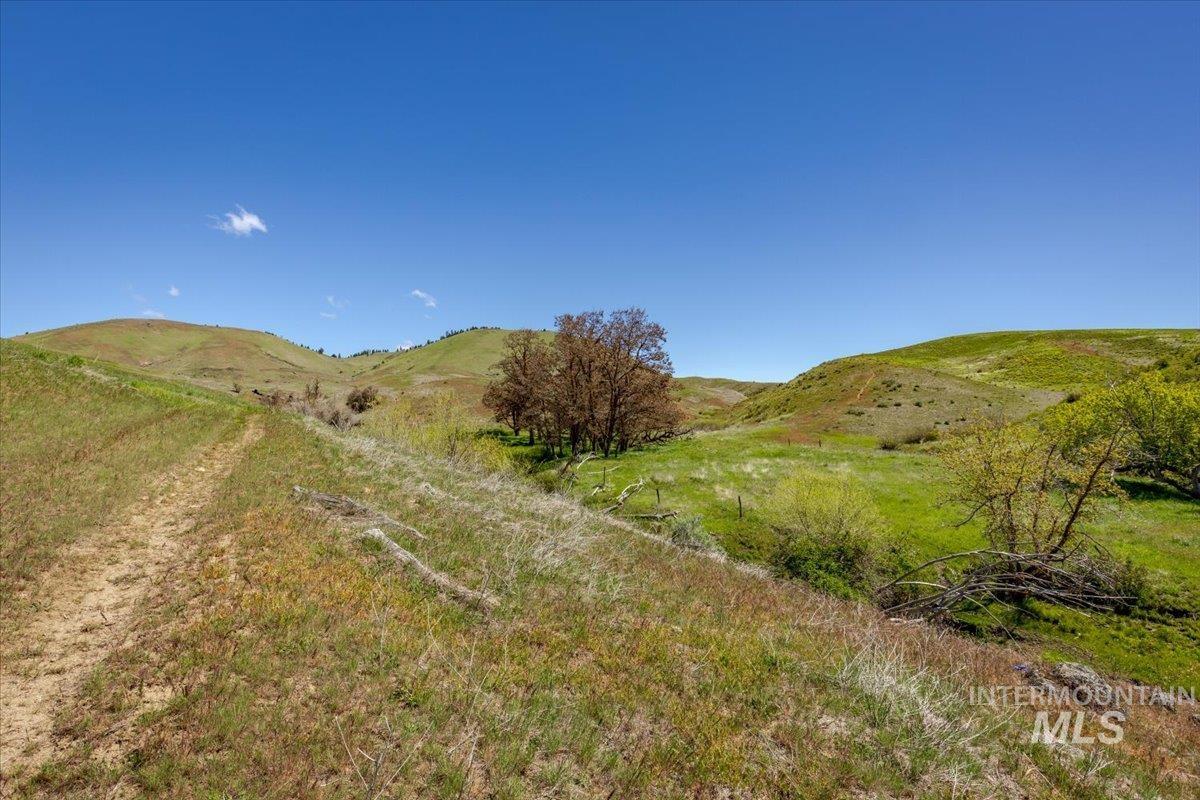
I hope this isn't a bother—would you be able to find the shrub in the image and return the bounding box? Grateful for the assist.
[346,385,380,413]
[878,427,938,450]
[764,469,888,597]
[668,517,723,553]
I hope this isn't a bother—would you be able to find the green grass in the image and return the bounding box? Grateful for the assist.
[552,425,1200,687]
[6,340,1197,797]
[0,340,248,604]
[876,329,1199,391]
[725,330,1197,441]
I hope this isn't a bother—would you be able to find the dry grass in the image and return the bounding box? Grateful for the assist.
[4,341,1198,798]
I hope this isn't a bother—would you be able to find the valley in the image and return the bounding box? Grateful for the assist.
[2,321,1197,797]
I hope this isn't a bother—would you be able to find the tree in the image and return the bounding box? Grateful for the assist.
[879,417,1131,621]
[481,330,552,443]
[1046,372,1200,499]
[482,309,684,457]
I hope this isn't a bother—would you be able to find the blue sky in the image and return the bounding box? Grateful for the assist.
[1,2,1196,381]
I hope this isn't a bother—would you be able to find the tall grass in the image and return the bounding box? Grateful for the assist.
[361,392,513,473]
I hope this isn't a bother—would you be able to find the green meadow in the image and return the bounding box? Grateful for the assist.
[549,424,1200,688]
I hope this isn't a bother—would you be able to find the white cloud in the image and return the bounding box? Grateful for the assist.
[326,295,349,310]
[211,205,268,237]
[141,308,165,319]
[398,339,414,351]
[168,285,180,297]
[320,311,338,319]
[410,289,437,308]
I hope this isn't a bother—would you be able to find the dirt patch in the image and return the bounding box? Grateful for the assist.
[0,419,262,782]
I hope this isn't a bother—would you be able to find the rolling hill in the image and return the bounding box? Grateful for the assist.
[3,337,1196,797]
[17,319,771,417]
[727,328,1198,441]
[16,319,369,394]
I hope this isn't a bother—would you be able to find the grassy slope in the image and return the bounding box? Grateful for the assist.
[20,320,770,419]
[876,328,1200,390]
[559,423,1200,688]
[729,329,1197,440]
[5,340,1197,797]
[0,341,248,605]
[17,319,356,394]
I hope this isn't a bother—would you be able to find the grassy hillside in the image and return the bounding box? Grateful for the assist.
[17,319,360,394]
[673,376,775,418]
[728,329,1197,440]
[18,320,770,419]
[875,329,1199,390]
[356,328,541,411]
[556,422,1200,688]
[4,340,1196,797]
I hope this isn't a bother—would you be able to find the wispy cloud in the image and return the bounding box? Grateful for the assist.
[141,308,165,319]
[168,285,180,297]
[211,205,268,237]
[326,295,349,310]
[320,311,338,319]
[398,339,414,351]
[410,289,437,308]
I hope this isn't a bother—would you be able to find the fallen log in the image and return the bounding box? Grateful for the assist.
[601,478,645,514]
[628,511,678,520]
[358,527,498,612]
[293,485,426,540]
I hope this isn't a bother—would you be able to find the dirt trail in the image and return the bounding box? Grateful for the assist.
[0,419,262,779]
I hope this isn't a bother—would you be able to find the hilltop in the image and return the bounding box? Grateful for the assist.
[17,319,771,416]
[727,328,1198,441]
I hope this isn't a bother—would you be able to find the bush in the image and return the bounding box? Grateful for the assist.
[346,385,380,413]
[668,517,723,553]
[764,469,888,597]
[878,427,938,450]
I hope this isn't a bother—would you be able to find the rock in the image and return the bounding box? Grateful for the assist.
[1013,662,1056,692]
[1049,662,1118,709]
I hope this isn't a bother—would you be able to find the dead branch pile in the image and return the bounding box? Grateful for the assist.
[357,527,498,612]
[293,485,426,539]
[601,478,645,514]
[877,544,1131,622]
[292,486,495,612]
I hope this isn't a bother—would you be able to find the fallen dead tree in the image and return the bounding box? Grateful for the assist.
[628,511,678,520]
[293,486,496,611]
[877,545,1131,623]
[357,527,498,612]
[293,485,426,540]
[878,417,1134,625]
[601,478,645,514]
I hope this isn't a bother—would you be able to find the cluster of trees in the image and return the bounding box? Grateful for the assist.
[483,308,684,457]
[1048,371,1199,500]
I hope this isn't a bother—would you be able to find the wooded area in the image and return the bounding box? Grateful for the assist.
[483,308,684,457]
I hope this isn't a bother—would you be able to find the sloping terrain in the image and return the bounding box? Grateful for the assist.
[673,376,775,418]
[875,329,1199,390]
[18,320,771,418]
[356,328,540,411]
[17,319,363,394]
[728,329,1197,440]
[3,340,1196,797]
